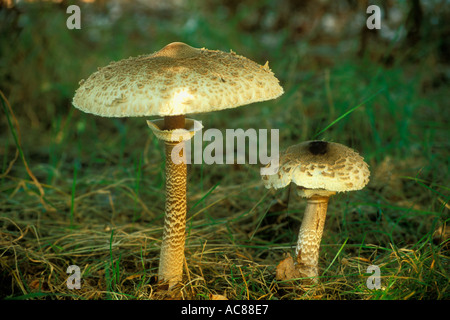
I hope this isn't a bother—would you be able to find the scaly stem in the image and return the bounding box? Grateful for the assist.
[158,115,187,288]
[295,195,329,279]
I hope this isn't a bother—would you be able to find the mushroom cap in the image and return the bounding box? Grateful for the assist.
[261,140,370,195]
[72,42,284,117]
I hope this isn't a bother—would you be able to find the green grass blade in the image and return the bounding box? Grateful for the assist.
[313,87,386,139]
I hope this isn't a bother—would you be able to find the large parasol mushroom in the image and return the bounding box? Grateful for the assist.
[73,42,283,288]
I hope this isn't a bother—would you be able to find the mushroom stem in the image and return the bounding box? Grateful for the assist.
[295,195,330,279]
[158,115,187,288]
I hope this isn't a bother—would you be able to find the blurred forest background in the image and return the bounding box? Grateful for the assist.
[0,0,448,300]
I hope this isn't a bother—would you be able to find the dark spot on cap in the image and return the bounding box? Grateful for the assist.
[308,141,328,155]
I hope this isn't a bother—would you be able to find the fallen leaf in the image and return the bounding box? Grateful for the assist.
[275,254,301,281]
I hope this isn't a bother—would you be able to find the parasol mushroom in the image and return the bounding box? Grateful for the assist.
[261,140,370,281]
[73,42,283,288]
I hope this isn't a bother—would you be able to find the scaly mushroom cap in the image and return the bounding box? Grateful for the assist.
[72,42,284,117]
[262,140,370,196]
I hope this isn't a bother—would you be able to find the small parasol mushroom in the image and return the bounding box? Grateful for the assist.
[261,140,370,282]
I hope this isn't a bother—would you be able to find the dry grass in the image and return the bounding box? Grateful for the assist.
[1,151,448,300]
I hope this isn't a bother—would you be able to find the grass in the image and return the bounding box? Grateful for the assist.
[0,0,449,300]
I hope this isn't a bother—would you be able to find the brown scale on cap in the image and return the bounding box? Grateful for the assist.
[308,140,329,155]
